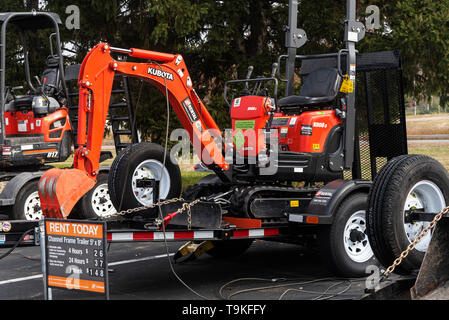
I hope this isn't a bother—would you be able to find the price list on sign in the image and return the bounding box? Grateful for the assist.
[42,219,108,298]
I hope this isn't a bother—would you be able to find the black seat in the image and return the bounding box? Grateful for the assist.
[278,68,342,108]
[40,55,61,96]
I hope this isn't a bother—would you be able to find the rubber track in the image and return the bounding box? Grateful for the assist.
[231,185,320,219]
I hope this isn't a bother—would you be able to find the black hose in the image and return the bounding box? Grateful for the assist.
[0,229,34,261]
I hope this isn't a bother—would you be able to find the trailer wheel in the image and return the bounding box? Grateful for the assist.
[206,239,254,258]
[366,154,449,274]
[12,180,42,220]
[318,193,377,277]
[76,173,116,219]
[108,142,182,214]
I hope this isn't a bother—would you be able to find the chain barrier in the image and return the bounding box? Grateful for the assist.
[381,206,449,279]
[99,197,202,230]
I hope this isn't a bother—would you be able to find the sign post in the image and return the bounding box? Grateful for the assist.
[41,218,109,299]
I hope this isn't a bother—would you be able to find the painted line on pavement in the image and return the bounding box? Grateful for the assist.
[0,253,174,286]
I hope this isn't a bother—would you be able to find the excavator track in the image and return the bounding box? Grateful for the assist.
[184,178,320,224]
[230,185,319,222]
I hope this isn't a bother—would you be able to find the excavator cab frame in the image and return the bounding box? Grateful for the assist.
[0,11,69,145]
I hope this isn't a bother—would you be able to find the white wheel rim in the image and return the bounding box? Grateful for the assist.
[343,210,374,263]
[131,159,171,206]
[403,180,446,252]
[23,191,43,220]
[91,183,116,217]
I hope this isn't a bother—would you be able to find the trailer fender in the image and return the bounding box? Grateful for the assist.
[0,171,45,206]
[290,179,372,225]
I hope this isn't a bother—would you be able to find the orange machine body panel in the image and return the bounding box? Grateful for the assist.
[271,110,342,153]
[230,95,272,157]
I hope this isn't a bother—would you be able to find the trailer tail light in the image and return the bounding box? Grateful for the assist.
[306,216,319,224]
[2,147,11,156]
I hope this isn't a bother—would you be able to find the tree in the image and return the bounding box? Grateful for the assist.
[2,0,448,144]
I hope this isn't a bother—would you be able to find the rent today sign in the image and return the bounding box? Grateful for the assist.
[43,219,108,298]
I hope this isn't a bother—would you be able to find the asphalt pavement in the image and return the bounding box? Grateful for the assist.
[0,239,369,301]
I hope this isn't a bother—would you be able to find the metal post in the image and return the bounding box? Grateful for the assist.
[0,19,7,146]
[39,220,52,300]
[285,0,307,97]
[343,0,365,169]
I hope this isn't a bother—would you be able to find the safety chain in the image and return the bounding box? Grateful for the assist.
[382,205,449,279]
[100,197,185,220]
[99,197,202,230]
[161,198,202,230]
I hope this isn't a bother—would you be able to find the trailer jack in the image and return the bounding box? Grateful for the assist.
[173,241,214,263]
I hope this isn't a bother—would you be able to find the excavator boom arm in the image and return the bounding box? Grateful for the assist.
[76,43,229,177]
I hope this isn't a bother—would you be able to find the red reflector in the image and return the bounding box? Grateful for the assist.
[306,216,319,224]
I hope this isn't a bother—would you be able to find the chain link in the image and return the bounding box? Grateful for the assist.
[382,206,449,278]
[99,197,201,230]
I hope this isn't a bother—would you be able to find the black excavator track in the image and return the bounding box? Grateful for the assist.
[183,178,320,224]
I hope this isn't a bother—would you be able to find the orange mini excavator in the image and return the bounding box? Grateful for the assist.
[38,43,231,218]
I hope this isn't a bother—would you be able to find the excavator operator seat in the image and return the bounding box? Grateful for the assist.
[40,55,62,96]
[278,67,342,110]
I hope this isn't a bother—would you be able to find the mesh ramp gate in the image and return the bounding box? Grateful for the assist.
[300,50,408,180]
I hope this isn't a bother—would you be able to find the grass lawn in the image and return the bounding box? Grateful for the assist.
[406,114,449,136]
[408,142,449,170]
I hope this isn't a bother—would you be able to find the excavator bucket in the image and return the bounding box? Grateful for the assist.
[411,218,449,299]
[38,168,96,219]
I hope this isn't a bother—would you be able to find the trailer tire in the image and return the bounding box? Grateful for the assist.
[12,180,42,220]
[366,154,449,274]
[318,192,378,277]
[206,239,254,258]
[108,142,182,214]
[76,173,116,219]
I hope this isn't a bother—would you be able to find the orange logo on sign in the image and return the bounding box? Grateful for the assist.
[46,221,103,239]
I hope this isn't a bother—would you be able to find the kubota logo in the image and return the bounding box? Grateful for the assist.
[147,67,174,81]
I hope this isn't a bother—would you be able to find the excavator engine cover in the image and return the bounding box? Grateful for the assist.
[230,95,272,157]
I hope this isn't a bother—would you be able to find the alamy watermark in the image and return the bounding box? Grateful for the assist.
[365,5,381,30]
[169,128,279,176]
[65,5,80,30]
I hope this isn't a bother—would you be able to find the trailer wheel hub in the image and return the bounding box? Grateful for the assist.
[403,180,446,252]
[131,159,171,206]
[91,183,116,217]
[343,210,373,263]
[24,190,43,220]
[349,229,366,242]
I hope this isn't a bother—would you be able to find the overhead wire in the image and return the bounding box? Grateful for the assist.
[152,60,211,300]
